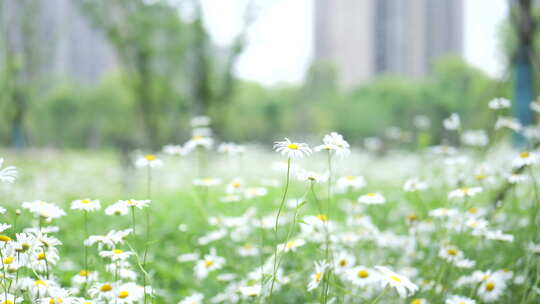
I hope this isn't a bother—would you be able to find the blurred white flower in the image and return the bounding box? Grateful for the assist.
[375,266,418,298]
[0,158,17,183]
[488,97,511,110]
[443,113,461,130]
[358,192,385,205]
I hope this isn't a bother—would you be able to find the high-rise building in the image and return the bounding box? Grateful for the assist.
[1,0,115,85]
[314,0,464,87]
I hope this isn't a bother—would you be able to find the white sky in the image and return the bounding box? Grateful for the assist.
[202,0,508,86]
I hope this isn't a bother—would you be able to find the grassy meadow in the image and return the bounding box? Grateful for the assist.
[0,116,539,304]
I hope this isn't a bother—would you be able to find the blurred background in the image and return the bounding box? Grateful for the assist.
[0,0,538,150]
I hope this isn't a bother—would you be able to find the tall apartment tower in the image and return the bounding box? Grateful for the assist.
[314,0,464,87]
[1,0,115,85]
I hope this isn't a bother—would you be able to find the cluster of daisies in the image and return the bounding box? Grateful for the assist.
[0,159,154,303]
[1,96,539,304]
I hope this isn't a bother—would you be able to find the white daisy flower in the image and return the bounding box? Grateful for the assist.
[105,201,129,216]
[506,173,528,184]
[314,132,350,157]
[273,138,312,158]
[439,245,464,263]
[72,269,98,285]
[115,282,144,304]
[163,144,188,156]
[495,116,521,131]
[443,113,461,130]
[403,178,428,192]
[89,282,115,301]
[512,151,538,167]
[461,130,489,147]
[488,97,511,109]
[38,287,78,304]
[477,278,506,302]
[277,239,306,253]
[0,223,11,233]
[84,229,132,249]
[0,293,22,303]
[307,260,329,291]
[531,99,540,112]
[448,187,482,199]
[445,295,475,304]
[244,187,268,199]
[429,208,459,218]
[190,116,211,127]
[347,266,378,287]
[225,178,244,194]
[238,284,261,297]
[336,175,366,192]
[121,199,151,210]
[185,135,213,151]
[358,192,386,205]
[135,154,163,168]
[296,170,329,183]
[334,251,356,273]
[193,178,222,187]
[218,142,245,155]
[179,292,204,304]
[70,199,101,212]
[99,249,133,261]
[238,244,259,257]
[194,248,226,279]
[375,266,418,298]
[0,158,17,183]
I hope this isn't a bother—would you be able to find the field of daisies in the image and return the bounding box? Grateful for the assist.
[0,98,539,304]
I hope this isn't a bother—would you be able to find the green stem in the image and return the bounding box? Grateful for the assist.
[269,157,291,300]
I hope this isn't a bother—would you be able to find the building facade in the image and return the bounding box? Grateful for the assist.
[314,0,464,87]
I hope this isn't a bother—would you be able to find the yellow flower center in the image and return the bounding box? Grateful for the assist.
[317,214,328,221]
[461,187,469,193]
[286,241,296,249]
[315,272,322,282]
[0,235,12,242]
[205,260,214,268]
[408,214,417,221]
[37,253,46,260]
[144,154,157,161]
[100,284,113,292]
[113,249,123,255]
[3,257,14,265]
[468,207,478,214]
[520,151,530,158]
[357,270,369,278]
[193,135,204,140]
[345,176,355,180]
[2,300,14,304]
[49,298,63,304]
[16,243,30,252]
[287,143,299,150]
[35,280,47,286]
[389,275,401,282]
[486,281,495,291]
[447,249,458,256]
[367,192,376,197]
[411,300,422,304]
[118,291,129,299]
[232,182,241,188]
[81,199,91,204]
[79,270,89,277]
[339,259,347,267]
[476,174,487,180]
